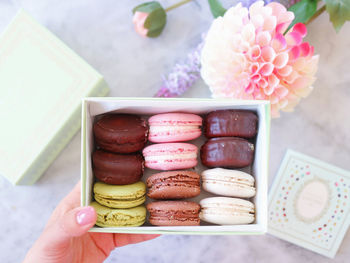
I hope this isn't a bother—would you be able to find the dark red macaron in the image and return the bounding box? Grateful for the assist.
[204,110,258,139]
[147,201,201,226]
[147,171,200,199]
[200,137,254,168]
[92,150,144,185]
[94,114,148,153]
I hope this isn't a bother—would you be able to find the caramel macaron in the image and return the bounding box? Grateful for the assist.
[147,170,200,199]
[147,201,201,226]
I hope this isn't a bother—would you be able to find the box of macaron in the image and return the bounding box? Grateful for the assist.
[81,98,270,235]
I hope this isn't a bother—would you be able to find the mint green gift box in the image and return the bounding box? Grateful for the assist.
[0,10,109,185]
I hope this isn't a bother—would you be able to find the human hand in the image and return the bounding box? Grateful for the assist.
[23,181,159,263]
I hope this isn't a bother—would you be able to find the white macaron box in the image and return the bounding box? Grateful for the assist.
[81,98,270,235]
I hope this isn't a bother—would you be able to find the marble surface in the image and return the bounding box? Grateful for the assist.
[0,0,349,262]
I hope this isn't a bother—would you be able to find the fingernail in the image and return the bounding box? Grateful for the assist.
[76,206,95,226]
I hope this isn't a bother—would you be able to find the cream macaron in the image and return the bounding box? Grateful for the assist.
[201,168,256,198]
[199,197,255,225]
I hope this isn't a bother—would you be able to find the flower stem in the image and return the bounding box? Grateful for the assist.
[165,0,193,12]
[306,5,326,25]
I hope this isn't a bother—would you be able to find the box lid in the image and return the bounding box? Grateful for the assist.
[268,150,350,258]
[0,10,109,185]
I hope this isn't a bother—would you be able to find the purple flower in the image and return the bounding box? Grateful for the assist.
[220,0,300,9]
[155,39,204,97]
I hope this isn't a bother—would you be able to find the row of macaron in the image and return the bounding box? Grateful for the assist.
[93,136,255,186]
[91,167,256,227]
[91,110,258,227]
[141,111,256,226]
[195,110,256,225]
[145,168,256,201]
[94,110,258,152]
[91,197,254,227]
[92,110,258,187]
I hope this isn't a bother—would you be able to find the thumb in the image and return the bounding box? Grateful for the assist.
[25,206,97,262]
[43,206,97,246]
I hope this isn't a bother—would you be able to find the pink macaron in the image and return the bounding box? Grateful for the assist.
[142,143,198,170]
[148,113,202,143]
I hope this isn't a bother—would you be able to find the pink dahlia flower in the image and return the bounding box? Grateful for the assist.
[200,1,319,117]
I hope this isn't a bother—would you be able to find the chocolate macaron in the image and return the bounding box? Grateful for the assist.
[201,137,254,168]
[147,171,200,199]
[93,150,144,185]
[94,114,148,153]
[147,201,201,226]
[204,110,258,139]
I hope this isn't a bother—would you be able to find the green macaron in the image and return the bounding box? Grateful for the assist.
[91,202,146,227]
[93,181,146,208]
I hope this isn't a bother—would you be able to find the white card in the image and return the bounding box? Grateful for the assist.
[268,150,350,258]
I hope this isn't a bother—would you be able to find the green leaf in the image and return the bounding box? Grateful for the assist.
[324,0,350,32]
[287,0,318,32]
[133,1,162,14]
[208,0,227,18]
[145,7,167,37]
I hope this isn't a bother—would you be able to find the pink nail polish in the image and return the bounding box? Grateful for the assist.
[76,207,95,226]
